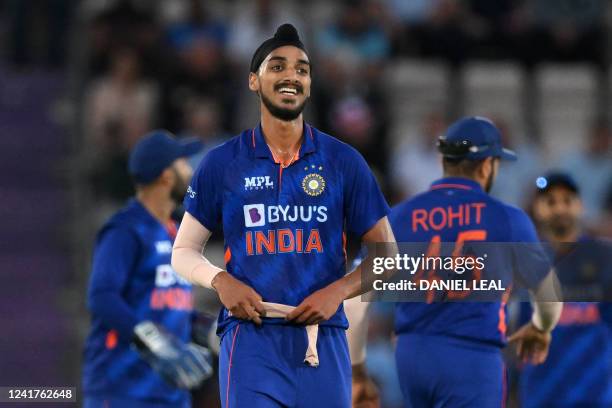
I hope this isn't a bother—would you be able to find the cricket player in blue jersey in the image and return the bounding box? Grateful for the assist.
[518,172,612,407]
[171,24,397,408]
[349,117,563,408]
[83,131,213,408]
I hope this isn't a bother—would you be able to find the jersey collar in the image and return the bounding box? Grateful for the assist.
[250,122,317,160]
[430,177,484,193]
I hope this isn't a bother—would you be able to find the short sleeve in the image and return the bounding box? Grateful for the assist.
[184,151,224,231]
[342,147,390,236]
[507,207,551,290]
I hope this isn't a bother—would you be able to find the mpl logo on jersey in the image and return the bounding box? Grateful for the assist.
[244,176,274,191]
[242,204,327,256]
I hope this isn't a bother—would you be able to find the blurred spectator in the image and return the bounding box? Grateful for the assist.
[158,1,235,132]
[166,0,227,55]
[466,0,531,60]
[489,118,542,207]
[316,0,391,72]
[226,0,303,65]
[178,96,229,168]
[530,0,606,66]
[391,112,445,199]
[86,0,164,77]
[311,1,391,191]
[385,0,439,24]
[404,0,471,65]
[559,119,612,222]
[84,47,158,201]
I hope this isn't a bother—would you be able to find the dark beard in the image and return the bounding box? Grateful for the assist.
[485,172,494,193]
[484,168,495,193]
[549,216,576,238]
[260,91,307,121]
[170,168,189,205]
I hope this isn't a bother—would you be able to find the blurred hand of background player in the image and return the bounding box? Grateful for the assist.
[133,321,213,389]
[508,321,552,365]
[212,271,266,324]
[286,283,346,325]
[352,363,380,408]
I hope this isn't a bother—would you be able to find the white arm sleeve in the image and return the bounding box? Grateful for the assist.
[171,211,224,289]
[344,295,370,365]
[528,269,563,332]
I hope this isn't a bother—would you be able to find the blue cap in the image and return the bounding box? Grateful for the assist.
[438,116,517,161]
[535,171,579,195]
[128,130,202,184]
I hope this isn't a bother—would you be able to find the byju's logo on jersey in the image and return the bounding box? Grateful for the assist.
[244,204,265,227]
[244,176,274,191]
[243,204,328,227]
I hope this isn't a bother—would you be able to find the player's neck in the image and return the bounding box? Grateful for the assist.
[260,110,304,155]
[136,190,175,225]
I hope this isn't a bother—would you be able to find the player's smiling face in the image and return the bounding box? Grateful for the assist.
[534,186,582,237]
[249,46,311,121]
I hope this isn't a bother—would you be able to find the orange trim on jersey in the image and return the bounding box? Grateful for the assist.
[105,329,118,349]
[224,247,232,265]
[430,183,473,191]
[165,220,178,240]
[307,125,314,141]
[498,286,512,335]
[251,129,256,148]
[342,232,347,262]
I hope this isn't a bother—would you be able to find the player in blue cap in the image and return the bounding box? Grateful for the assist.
[172,24,396,408]
[82,130,213,408]
[518,171,612,407]
[349,116,563,408]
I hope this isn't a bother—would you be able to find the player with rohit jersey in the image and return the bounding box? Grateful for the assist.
[83,131,213,408]
[171,24,396,408]
[518,172,612,407]
[348,117,563,408]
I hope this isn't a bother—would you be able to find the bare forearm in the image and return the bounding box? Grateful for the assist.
[172,246,224,289]
[529,269,563,332]
[171,212,224,289]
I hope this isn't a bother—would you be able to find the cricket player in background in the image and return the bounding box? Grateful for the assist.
[83,131,213,408]
[519,172,612,407]
[349,117,563,407]
[172,24,397,408]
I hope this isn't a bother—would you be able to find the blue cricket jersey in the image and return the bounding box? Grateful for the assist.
[519,237,612,407]
[83,199,194,404]
[389,177,550,347]
[184,123,389,335]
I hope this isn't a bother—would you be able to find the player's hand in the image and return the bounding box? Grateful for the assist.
[133,321,214,389]
[507,321,552,365]
[286,283,345,325]
[212,271,266,324]
[352,363,380,408]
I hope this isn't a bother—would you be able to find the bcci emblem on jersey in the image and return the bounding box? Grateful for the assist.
[302,173,325,196]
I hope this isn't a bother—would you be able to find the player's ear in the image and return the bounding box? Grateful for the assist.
[480,157,493,178]
[248,72,260,92]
